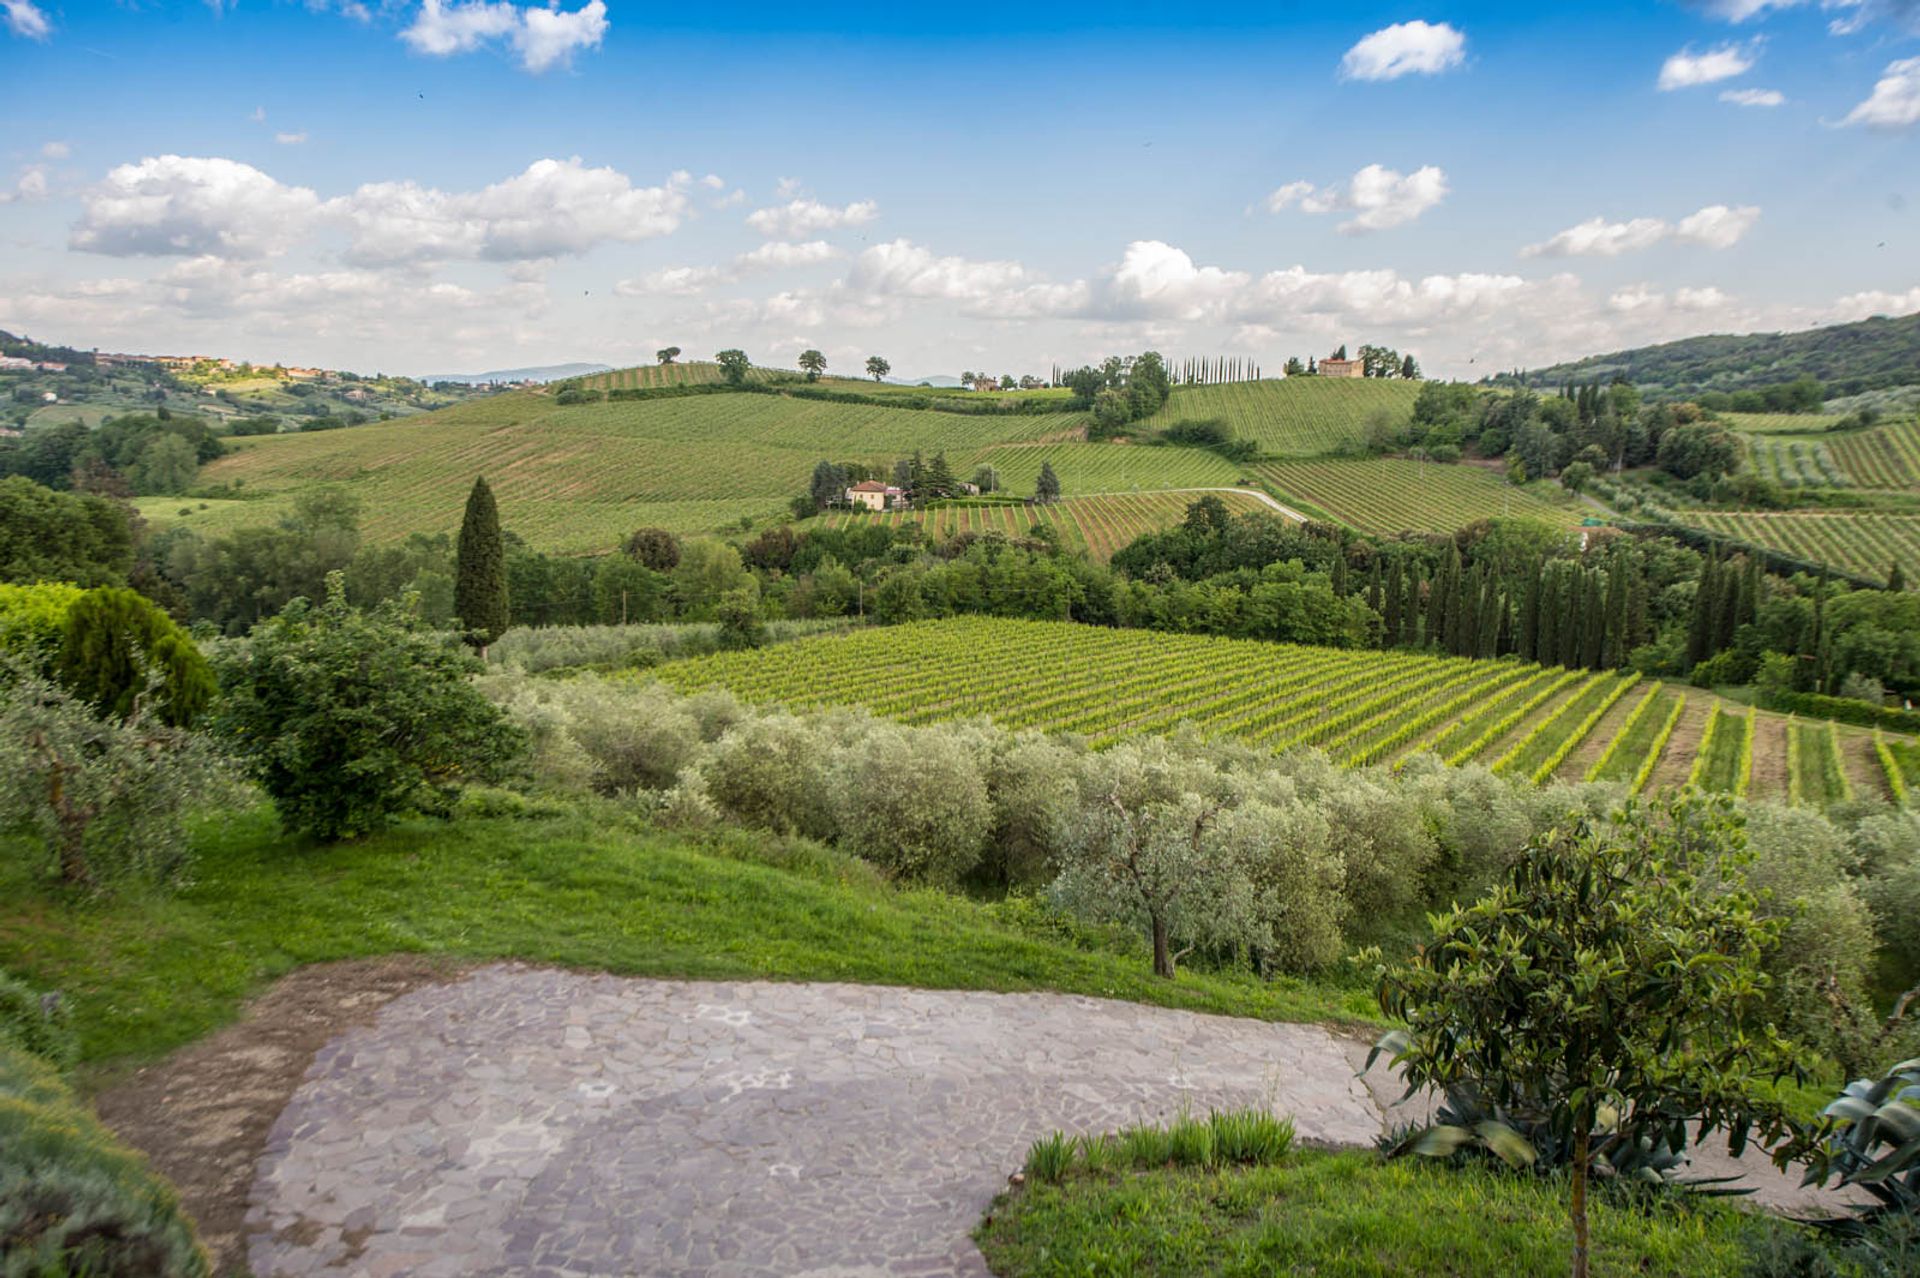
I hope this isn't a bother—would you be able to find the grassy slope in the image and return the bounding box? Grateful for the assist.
[0,807,1367,1069]
[1138,378,1420,457]
[157,390,1091,553]
[977,1149,1784,1278]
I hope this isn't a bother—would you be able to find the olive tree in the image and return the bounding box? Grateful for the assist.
[1371,797,1810,1278]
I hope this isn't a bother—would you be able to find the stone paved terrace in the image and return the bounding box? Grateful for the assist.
[245,964,1380,1277]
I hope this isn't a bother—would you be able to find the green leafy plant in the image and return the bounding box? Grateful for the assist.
[215,574,525,841]
[1025,1131,1073,1183]
[1800,1056,1920,1226]
[1370,796,1811,1278]
[53,587,215,727]
[0,971,76,1070]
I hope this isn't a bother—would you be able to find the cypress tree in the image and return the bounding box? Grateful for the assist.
[1538,567,1561,668]
[1716,558,1744,653]
[1383,559,1404,645]
[1888,560,1907,593]
[1036,460,1061,504]
[1332,552,1350,598]
[1742,558,1763,626]
[1625,557,1649,654]
[1366,560,1384,616]
[1602,555,1628,669]
[1559,568,1584,669]
[1582,573,1606,670]
[455,476,509,648]
[1519,562,1542,662]
[1686,558,1718,669]
[1402,568,1422,646]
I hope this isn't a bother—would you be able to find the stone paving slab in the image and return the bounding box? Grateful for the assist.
[246,964,1379,1277]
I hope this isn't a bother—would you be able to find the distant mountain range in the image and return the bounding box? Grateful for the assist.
[420,362,613,385]
[1494,311,1920,400]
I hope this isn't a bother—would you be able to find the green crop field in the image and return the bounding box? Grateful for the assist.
[1787,718,1855,807]
[572,361,789,390]
[161,388,1086,553]
[964,439,1243,495]
[1826,419,1920,490]
[647,618,1906,803]
[1137,378,1421,457]
[1682,510,1920,586]
[1251,458,1583,533]
[1720,411,1837,434]
[818,490,1273,562]
[1877,731,1918,805]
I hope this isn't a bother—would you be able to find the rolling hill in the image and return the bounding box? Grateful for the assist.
[1499,311,1920,399]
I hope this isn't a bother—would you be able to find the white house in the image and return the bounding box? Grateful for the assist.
[847,480,906,511]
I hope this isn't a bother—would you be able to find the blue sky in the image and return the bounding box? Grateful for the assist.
[2,1,1916,379]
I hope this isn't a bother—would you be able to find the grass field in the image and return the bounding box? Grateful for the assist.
[0,808,1364,1069]
[648,617,1906,801]
[1136,378,1421,457]
[1682,510,1920,586]
[817,490,1274,562]
[965,439,1243,496]
[570,361,788,390]
[170,388,1090,552]
[1252,458,1583,533]
[978,1147,1789,1278]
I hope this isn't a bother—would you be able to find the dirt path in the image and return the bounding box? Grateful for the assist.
[1838,725,1892,802]
[90,957,466,1276]
[1749,711,1792,805]
[1649,695,1712,793]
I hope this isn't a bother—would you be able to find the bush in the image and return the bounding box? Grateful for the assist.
[53,587,215,727]
[828,721,992,885]
[0,971,76,1069]
[215,575,525,840]
[0,674,233,890]
[0,1042,210,1276]
[0,581,85,662]
[696,712,837,841]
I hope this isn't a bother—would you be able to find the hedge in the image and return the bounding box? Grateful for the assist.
[1761,689,1920,735]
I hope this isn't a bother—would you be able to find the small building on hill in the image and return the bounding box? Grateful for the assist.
[1318,353,1364,379]
[847,480,907,511]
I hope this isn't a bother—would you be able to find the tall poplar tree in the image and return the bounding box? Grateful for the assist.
[455,476,509,648]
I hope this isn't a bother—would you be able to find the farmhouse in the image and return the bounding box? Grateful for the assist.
[847,480,907,511]
[1318,353,1364,379]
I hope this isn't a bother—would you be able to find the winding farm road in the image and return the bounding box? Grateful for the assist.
[1078,486,1311,523]
[245,965,1376,1278]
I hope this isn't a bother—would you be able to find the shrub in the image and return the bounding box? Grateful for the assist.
[0,581,85,662]
[981,732,1081,887]
[696,712,837,841]
[0,674,233,890]
[829,721,992,885]
[215,575,525,840]
[0,1042,209,1276]
[0,971,76,1070]
[1373,797,1810,1278]
[53,587,215,727]
[1802,1056,1920,1225]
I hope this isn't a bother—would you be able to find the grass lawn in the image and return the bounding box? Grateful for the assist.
[0,806,1374,1069]
[976,1148,1806,1278]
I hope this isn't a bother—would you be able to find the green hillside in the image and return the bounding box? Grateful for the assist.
[1502,310,1920,399]
[150,385,1102,553]
[1138,378,1420,456]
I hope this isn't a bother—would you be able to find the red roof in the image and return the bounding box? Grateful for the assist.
[850,480,890,492]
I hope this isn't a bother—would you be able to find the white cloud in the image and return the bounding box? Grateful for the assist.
[745,197,878,239]
[0,166,49,205]
[1720,87,1785,106]
[514,0,607,72]
[1522,204,1759,257]
[848,239,1089,317]
[1673,204,1762,248]
[40,140,69,159]
[1606,283,1736,316]
[1841,57,1920,129]
[1695,2,1920,36]
[620,240,846,297]
[1339,20,1466,82]
[3,1,50,40]
[71,155,323,258]
[1265,164,1449,233]
[1523,216,1673,258]
[774,176,803,199]
[1658,41,1760,90]
[275,131,309,145]
[699,173,726,190]
[401,0,607,73]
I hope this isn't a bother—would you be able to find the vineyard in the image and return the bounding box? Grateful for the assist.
[570,361,789,391]
[1826,418,1920,490]
[648,617,1911,804]
[156,388,1081,552]
[960,439,1243,496]
[1681,511,1920,587]
[1719,411,1837,434]
[1135,379,1420,457]
[1250,458,1582,534]
[817,490,1274,562]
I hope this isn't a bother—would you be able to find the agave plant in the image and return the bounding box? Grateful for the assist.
[1801,1057,1920,1224]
